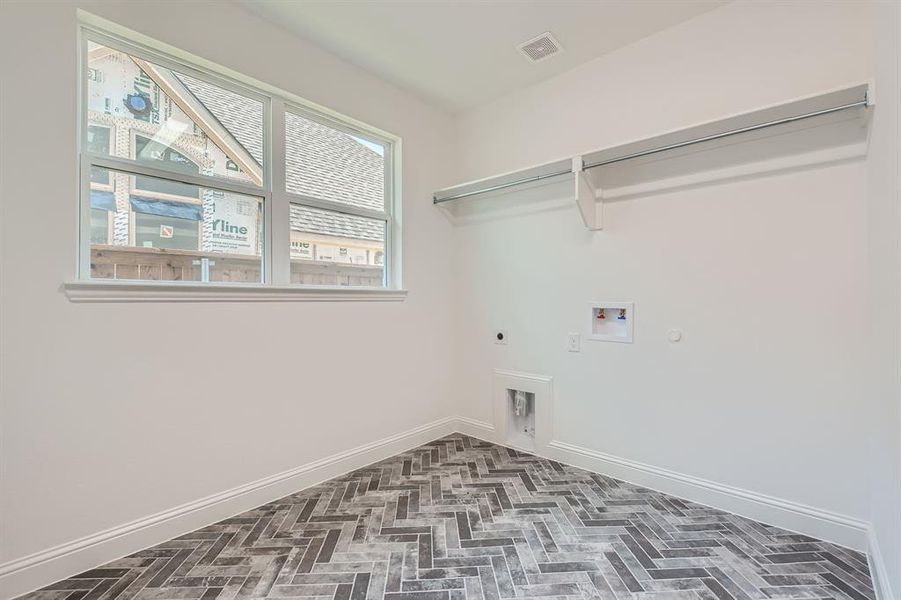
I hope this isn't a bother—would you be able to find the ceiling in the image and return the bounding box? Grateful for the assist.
[237,1,727,114]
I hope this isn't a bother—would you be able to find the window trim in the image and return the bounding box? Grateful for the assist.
[63,280,408,303]
[74,15,403,298]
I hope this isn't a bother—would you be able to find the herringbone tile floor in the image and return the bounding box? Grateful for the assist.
[19,435,875,600]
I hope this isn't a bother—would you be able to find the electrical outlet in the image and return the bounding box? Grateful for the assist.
[495,330,508,345]
[567,332,581,352]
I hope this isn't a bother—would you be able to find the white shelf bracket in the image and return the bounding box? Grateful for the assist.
[866,79,876,107]
[573,156,603,230]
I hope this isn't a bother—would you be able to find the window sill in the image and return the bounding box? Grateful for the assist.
[63,280,408,303]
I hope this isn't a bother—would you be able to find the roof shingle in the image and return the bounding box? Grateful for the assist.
[290,204,384,243]
[178,76,386,242]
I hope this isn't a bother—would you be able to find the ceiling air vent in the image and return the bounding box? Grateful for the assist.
[517,32,563,63]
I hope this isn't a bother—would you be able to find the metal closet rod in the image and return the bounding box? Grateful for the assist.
[433,169,572,203]
[581,99,868,170]
[433,97,868,204]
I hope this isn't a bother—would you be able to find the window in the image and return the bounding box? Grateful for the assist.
[285,110,391,287]
[79,27,399,291]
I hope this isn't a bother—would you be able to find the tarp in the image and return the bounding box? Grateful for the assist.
[90,190,117,212]
[129,196,202,221]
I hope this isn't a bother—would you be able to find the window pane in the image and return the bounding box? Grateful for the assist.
[290,204,385,287]
[86,42,264,187]
[89,167,263,283]
[285,112,385,210]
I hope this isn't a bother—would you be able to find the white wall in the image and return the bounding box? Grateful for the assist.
[2,0,897,596]
[0,0,456,576]
[456,0,872,180]
[452,0,874,530]
[866,0,901,596]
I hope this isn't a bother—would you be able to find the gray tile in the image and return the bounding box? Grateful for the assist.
[16,435,875,600]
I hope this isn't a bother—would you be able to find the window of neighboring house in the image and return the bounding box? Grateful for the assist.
[89,209,112,244]
[133,134,200,199]
[85,126,115,254]
[133,211,199,251]
[87,124,112,185]
[79,28,399,291]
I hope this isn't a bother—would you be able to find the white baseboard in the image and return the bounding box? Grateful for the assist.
[868,527,897,600]
[545,439,869,551]
[451,416,869,552]
[455,416,497,438]
[0,417,457,600]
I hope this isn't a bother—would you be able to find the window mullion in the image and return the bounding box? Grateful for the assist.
[270,98,290,285]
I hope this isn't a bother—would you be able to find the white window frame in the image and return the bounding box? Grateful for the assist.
[69,18,404,302]
[281,104,395,287]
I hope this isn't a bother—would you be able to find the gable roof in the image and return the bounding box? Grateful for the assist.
[177,75,385,243]
[176,72,265,166]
